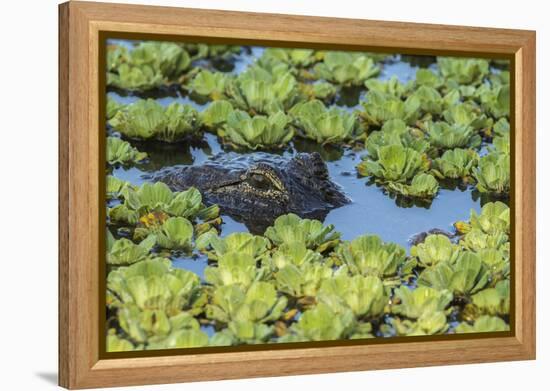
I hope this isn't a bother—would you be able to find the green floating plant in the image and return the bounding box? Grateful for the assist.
[317,274,388,319]
[133,216,195,251]
[417,251,490,297]
[106,175,134,200]
[264,213,341,253]
[298,82,338,102]
[108,182,219,230]
[203,232,271,261]
[275,261,334,299]
[357,144,429,183]
[266,241,323,270]
[188,69,232,100]
[437,57,490,86]
[359,91,421,126]
[365,119,430,160]
[108,99,202,142]
[204,252,268,288]
[425,121,481,149]
[289,99,359,144]
[473,153,510,195]
[364,76,413,99]
[432,148,479,179]
[314,51,380,86]
[107,259,207,346]
[410,234,460,268]
[106,136,148,165]
[464,279,510,320]
[206,282,287,344]
[200,100,234,130]
[107,42,191,91]
[260,47,318,69]
[280,302,355,342]
[391,311,449,336]
[386,173,439,199]
[477,83,510,119]
[415,69,443,89]
[225,65,299,114]
[220,110,293,150]
[183,43,241,60]
[106,231,156,266]
[391,286,453,319]
[442,103,492,131]
[455,315,509,333]
[335,234,413,282]
[106,96,124,120]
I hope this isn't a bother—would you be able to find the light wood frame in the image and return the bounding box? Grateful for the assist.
[59,1,536,389]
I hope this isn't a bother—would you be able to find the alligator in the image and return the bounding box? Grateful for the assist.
[152,152,350,233]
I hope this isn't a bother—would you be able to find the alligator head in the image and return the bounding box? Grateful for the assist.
[152,152,350,233]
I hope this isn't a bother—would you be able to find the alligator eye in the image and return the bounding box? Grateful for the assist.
[247,174,272,190]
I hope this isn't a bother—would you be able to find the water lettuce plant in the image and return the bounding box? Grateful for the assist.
[415,69,443,89]
[206,282,287,344]
[318,274,388,319]
[437,57,489,86]
[204,252,268,288]
[188,69,231,100]
[199,100,234,130]
[386,173,439,199]
[359,91,421,126]
[364,119,430,160]
[260,47,318,69]
[417,251,490,297]
[108,182,219,230]
[106,231,156,266]
[264,213,341,253]
[391,311,449,336]
[410,234,460,267]
[432,148,479,179]
[473,153,510,195]
[108,99,202,142]
[364,76,412,99]
[275,262,334,299]
[289,99,359,144]
[225,66,299,114]
[455,315,509,333]
[442,103,491,131]
[106,136,148,165]
[335,234,413,282]
[107,42,191,91]
[425,121,481,149]
[357,144,429,183]
[219,110,293,150]
[267,241,323,270]
[391,286,453,319]
[204,232,271,261]
[314,51,380,85]
[136,216,195,251]
[280,303,355,342]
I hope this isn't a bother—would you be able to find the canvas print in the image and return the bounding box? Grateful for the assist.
[104,39,511,353]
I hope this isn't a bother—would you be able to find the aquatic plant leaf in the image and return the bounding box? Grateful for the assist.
[469,201,510,235]
[109,99,202,142]
[437,57,489,86]
[455,315,509,333]
[391,311,449,336]
[314,51,380,85]
[470,279,510,316]
[415,69,443,89]
[364,76,412,98]
[425,121,481,149]
[336,234,408,279]
[442,103,491,131]
[106,136,148,165]
[290,99,359,144]
[365,120,429,160]
[107,235,156,266]
[222,110,293,149]
[204,252,263,288]
[432,148,479,179]
[264,213,341,253]
[411,234,460,267]
[473,153,510,195]
[207,232,270,261]
[318,274,388,318]
[190,69,231,98]
[268,241,323,270]
[359,91,421,126]
[417,251,490,296]
[153,216,194,250]
[386,173,439,199]
[392,286,453,319]
[106,334,136,352]
[200,100,234,130]
[275,262,334,298]
[357,144,427,183]
[146,328,209,349]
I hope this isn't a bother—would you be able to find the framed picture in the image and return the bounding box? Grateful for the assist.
[59,1,536,389]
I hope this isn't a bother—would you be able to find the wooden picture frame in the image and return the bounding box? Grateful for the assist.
[59,1,536,389]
